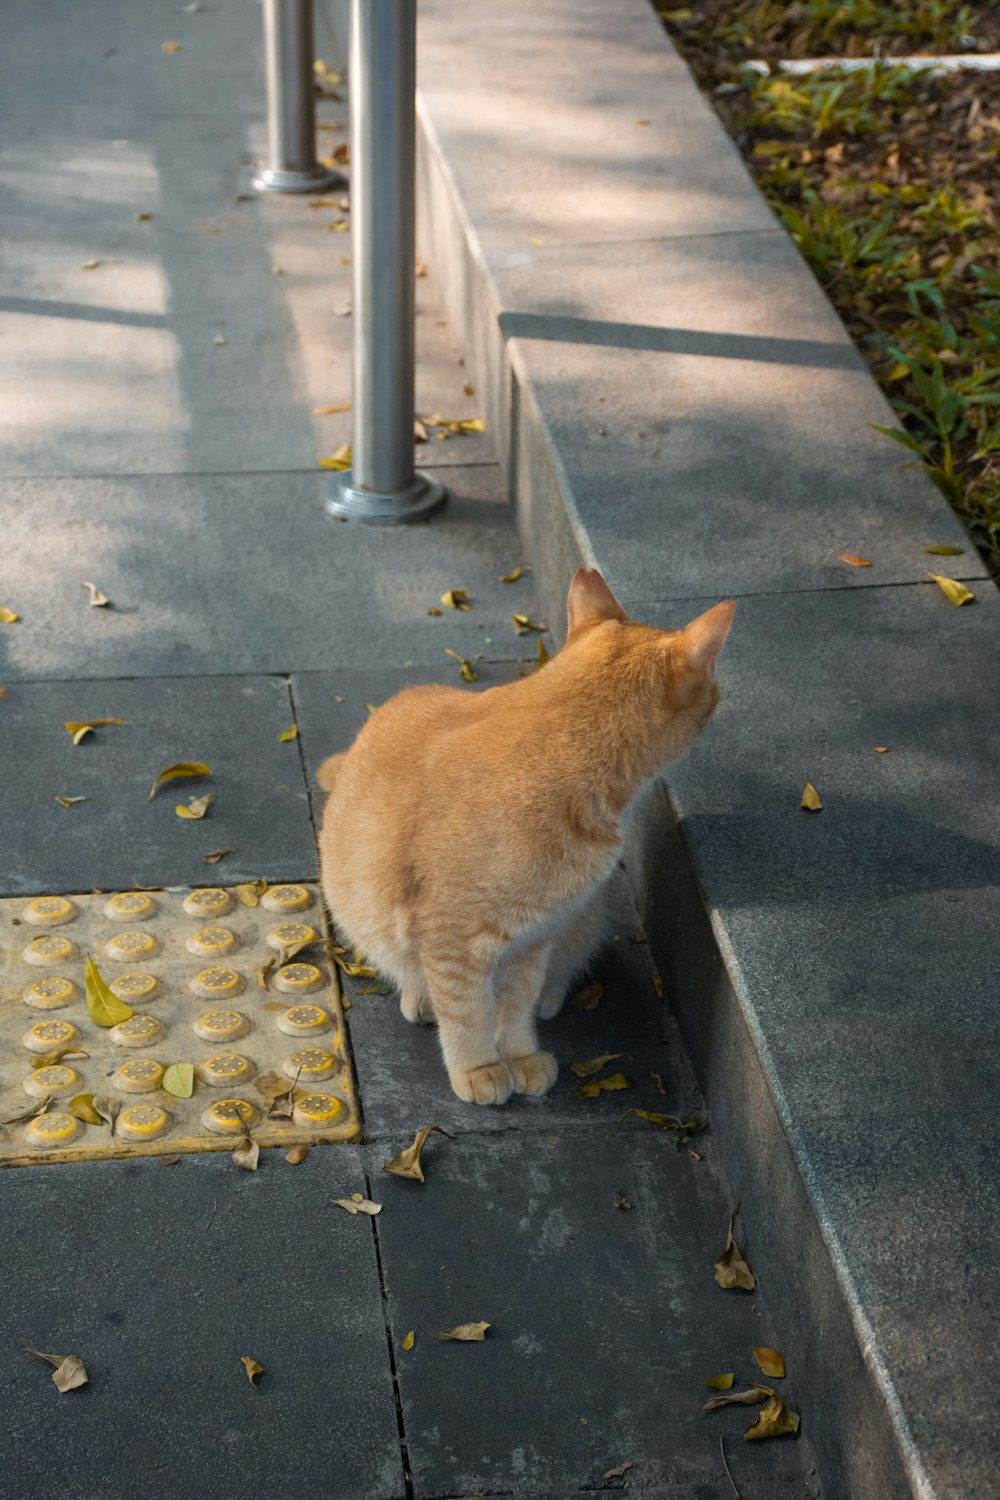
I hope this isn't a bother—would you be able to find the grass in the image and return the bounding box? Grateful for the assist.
[658,4,1000,576]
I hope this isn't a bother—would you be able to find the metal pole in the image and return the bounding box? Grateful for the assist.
[325,0,447,524]
[253,0,342,193]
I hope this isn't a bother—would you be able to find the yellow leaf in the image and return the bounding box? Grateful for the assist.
[837,553,872,568]
[705,1372,735,1390]
[285,1143,310,1165]
[704,1384,772,1411]
[569,1053,623,1079]
[536,637,550,669]
[175,793,215,820]
[147,760,212,801]
[54,796,90,808]
[440,589,471,611]
[576,1071,631,1099]
[162,1063,194,1099]
[923,545,963,556]
[240,1356,263,1388]
[313,402,351,415]
[333,1196,382,1215]
[161,41,182,52]
[202,847,234,863]
[24,1349,89,1392]
[66,1093,102,1125]
[618,1108,700,1137]
[235,879,268,906]
[421,1322,490,1341]
[570,980,603,1011]
[65,718,126,746]
[927,572,974,606]
[82,581,110,607]
[85,956,133,1028]
[277,724,299,743]
[0,606,19,623]
[402,1330,415,1351]
[714,1205,756,1291]
[443,648,477,682]
[458,418,485,433]
[753,1346,786,1379]
[499,566,527,583]
[873,746,888,754]
[318,443,352,470]
[382,1124,451,1183]
[800,782,822,812]
[511,613,547,636]
[744,1393,799,1441]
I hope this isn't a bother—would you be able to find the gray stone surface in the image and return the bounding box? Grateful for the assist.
[1,1149,405,1500]
[0,467,539,681]
[0,675,316,895]
[369,1130,820,1499]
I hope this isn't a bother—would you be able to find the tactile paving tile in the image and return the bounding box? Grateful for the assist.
[0,884,360,1166]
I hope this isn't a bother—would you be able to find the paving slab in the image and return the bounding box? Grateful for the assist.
[367,1130,820,1500]
[0,675,316,895]
[0,467,538,682]
[1,1148,405,1500]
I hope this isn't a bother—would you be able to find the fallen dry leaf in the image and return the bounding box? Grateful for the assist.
[571,980,603,1011]
[54,796,90,808]
[80,259,122,271]
[147,760,212,801]
[650,1070,667,1095]
[753,1346,785,1379]
[333,1196,381,1215]
[800,782,822,812]
[24,1349,89,1392]
[650,973,664,1000]
[240,1356,263,1388]
[285,1143,310,1165]
[511,613,547,636]
[91,1095,118,1130]
[873,746,888,754]
[136,211,152,221]
[745,1393,800,1441]
[705,1372,735,1391]
[162,1063,194,1099]
[65,718,126,746]
[443,647,477,683]
[235,879,268,906]
[714,1205,756,1292]
[837,553,871,568]
[213,334,227,347]
[440,588,471,611]
[85,956,133,1028]
[157,1155,181,1165]
[536,638,550,669]
[66,1093,103,1125]
[82,581,110,608]
[570,1053,624,1079]
[704,1385,773,1412]
[257,955,277,992]
[421,1322,489,1341]
[314,402,351,415]
[499,565,528,583]
[175,793,215,820]
[427,606,443,617]
[927,572,974,606]
[254,1070,289,1100]
[382,1124,451,1183]
[613,1188,631,1211]
[32,1047,88,1069]
[0,606,21,623]
[2,1097,53,1125]
[618,1108,700,1141]
[202,847,235,863]
[161,41,182,52]
[402,1330,415,1351]
[276,725,299,743]
[232,1134,259,1171]
[603,1462,633,1479]
[923,544,963,556]
[577,1071,631,1099]
[318,443,352,471]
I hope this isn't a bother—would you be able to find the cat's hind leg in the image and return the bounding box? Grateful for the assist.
[495,940,558,1097]
[537,875,619,1019]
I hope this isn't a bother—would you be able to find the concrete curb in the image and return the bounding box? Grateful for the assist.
[324,4,1000,1497]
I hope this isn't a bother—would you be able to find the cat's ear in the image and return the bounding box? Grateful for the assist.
[676,600,735,676]
[566,568,629,638]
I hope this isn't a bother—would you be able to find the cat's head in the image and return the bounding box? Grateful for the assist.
[565,567,735,759]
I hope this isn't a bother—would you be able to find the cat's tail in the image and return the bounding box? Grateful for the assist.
[316,752,346,793]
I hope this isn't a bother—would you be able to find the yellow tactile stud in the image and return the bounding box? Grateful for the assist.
[182,887,234,918]
[109,971,160,1003]
[112,1058,165,1094]
[110,1014,166,1048]
[22,976,79,1010]
[22,934,79,968]
[22,896,78,927]
[185,926,238,959]
[24,1112,83,1149]
[104,892,158,922]
[193,1009,250,1043]
[292,1092,344,1128]
[261,884,313,914]
[190,965,245,999]
[105,930,161,962]
[282,1048,336,1082]
[117,1104,169,1142]
[272,962,325,996]
[197,1053,255,1087]
[22,1064,81,1099]
[201,1097,259,1135]
[265,921,320,954]
[22,1019,81,1054]
[275,1003,332,1037]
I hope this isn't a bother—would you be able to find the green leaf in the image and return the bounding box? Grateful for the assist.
[162,1063,195,1099]
[705,1372,735,1390]
[85,956,133,1027]
[922,544,964,556]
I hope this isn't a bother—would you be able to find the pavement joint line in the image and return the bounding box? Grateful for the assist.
[363,1155,417,1500]
[0,657,533,690]
[619,575,988,606]
[4,460,505,485]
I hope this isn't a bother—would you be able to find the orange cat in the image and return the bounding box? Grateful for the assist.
[317,569,733,1105]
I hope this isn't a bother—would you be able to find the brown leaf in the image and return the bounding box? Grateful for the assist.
[714,1205,756,1291]
[603,1462,633,1479]
[91,1095,118,1130]
[202,847,235,863]
[753,1346,785,1379]
[24,1348,89,1392]
[511,613,547,636]
[157,1155,181,1165]
[570,980,603,1011]
[837,553,871,568]
[231,1134,259,1171]
[744,1393,799,1441]
[235,879,268,906]
[257,955,277,991]
[54,796,90,807]
[570,1053,623,1079]
[285,1143,310,1165]
[800,782,822,812]
[313,402,351,415]
[440,588,471,611]
[2,1097,53,1125]
[704,1385,772,1411]
[161,41,182,52]
[576,1071,631,1099]
[650,1070,667,1095]
[32,1047,89,1069]
[240,1355,263,1388]
[421,1322,489,1341]
[613,1188,631,1211]
[382,1124,452,1183]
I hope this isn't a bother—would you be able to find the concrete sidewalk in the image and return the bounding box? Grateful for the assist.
[0,3,820,1498]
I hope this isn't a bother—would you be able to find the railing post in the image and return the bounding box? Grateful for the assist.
[253,0,342,193]
[324,0,448,524]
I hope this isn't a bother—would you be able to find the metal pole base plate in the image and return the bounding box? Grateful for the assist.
[252,164,344,194]
[324,470,449,525]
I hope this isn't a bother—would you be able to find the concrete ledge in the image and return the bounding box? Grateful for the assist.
[323,2,999,1496]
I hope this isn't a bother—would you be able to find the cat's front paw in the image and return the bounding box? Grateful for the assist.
[449,1059,514,1106]
[537,990,564,1020]
[507,1051,558,1097]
